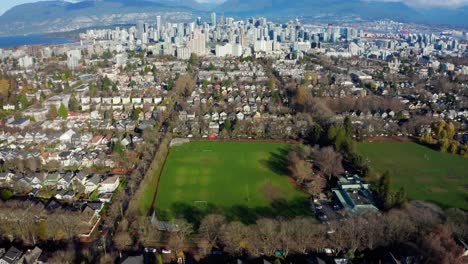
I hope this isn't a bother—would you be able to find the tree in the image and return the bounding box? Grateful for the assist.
[288,153,313,184]
[343,116,353,136]
[438,138,450,153]
[174,74,196,97]
[48,105,58,120]
[284,218,325,254]
[434,120,447,139]
[295,85,308,109]
[268,79,276,90]
[58,103,68,119]
[449,141,460,154]
[111,140,125,157]
[254,218,280,256]
[446,122,456,139]
[167,219,193,253]
[52,210,82,240]
[68,95,79,112]
[131,108,141,121]
[306,175,327,197]
[420,131,435,145]
[314,147,344,178]
[224,118,232,133]
[446,208,468,241]
[114,230,133,251]
[199,214,226,247]
[188,53,198,66]
[307,123,323,145]
[421,225,467,264]
[220,221,249,255]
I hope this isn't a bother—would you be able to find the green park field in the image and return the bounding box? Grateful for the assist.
[154,141,310,222]
[357,142,468,209]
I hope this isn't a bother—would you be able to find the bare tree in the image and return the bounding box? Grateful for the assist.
[288,151,313,184]
[220,221,249,255]
[305,175,327,197]
[199,214,226,247]
[314,146,344,178]
[254,218,281,256]
[421,225,467,264]
[446,208,468,241]
[166,219,193,253]
[114,230,133,251]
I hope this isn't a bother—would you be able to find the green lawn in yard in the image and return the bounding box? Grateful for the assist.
[155,141,310,223]
[357,142,468,209]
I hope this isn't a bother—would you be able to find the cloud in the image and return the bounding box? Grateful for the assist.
[366,0,468,8]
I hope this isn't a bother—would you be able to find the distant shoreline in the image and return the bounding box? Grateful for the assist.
[0,33,75,49]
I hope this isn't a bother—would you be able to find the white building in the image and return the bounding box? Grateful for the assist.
[187,31,207,56]
[177,46,191,60]
[215,43,232,57]
[232,44,243,57]
[59,129,76,143]
[67,49,82,70]
[19,56,34,69]
[254,40,273,53]
[98,175,120,193]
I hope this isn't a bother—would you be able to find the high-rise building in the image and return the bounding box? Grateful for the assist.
[211,12,217,28]
[137,20,144,40]
[156,16,162,30]
[187,31,207,56]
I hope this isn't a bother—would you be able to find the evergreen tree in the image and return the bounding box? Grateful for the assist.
[224,118,231,133]
[112,140,125,157]
[188,53,198,66]
[343,116,353,136]
[68,95,79,112]
[393,187,407,207]
[131,108,141,121]
[58,103,68,119]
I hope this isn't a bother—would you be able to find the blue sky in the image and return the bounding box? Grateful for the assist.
[0,0,467,15]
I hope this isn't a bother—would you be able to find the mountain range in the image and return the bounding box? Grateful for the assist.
[215,0,468,27]
[0,0,466,36]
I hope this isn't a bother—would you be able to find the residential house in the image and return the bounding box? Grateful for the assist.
[57,172,74,190]
[59,129,76,144]
[5,118,30,130]
[84,174,101,194]
[55,189,74,201]
[0,246,22,264]
[44,173,62,187]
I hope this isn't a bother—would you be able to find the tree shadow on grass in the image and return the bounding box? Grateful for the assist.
[162,197,312,227]
[260,147,291,176]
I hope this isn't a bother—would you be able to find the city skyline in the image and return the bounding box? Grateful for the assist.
[1,0,468,15]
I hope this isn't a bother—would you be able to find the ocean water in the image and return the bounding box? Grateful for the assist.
[0,34,73,48]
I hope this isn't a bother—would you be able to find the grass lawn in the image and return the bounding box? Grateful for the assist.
[155,141,310,223]
[357,142,468,210]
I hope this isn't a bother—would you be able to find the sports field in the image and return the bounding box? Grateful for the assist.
[155,141,310,222]
[357,142,468,209]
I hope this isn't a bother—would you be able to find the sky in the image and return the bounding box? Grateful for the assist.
[0,0,467,15]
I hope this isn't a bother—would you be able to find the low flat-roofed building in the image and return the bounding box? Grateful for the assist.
[332,174,378,214]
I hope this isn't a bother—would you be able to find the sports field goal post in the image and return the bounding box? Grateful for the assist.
[194,200,208,209]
